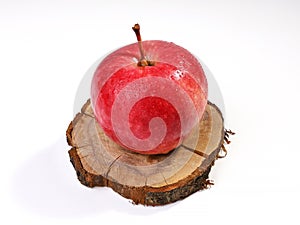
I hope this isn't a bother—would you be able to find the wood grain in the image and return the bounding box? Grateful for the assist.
[66,99,225,205]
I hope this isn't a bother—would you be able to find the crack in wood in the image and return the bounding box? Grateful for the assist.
[79,154,89,159]
[161,173,169,185]
[105,154,123,185]
[82,112,95,118]
[76,144,91,149]
[180,144,209,158]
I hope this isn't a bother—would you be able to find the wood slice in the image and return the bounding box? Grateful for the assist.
[66,99,225,206]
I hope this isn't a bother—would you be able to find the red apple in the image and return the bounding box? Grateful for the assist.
[91,24,208,154]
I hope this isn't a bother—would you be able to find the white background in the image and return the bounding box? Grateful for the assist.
[1,0,299,224]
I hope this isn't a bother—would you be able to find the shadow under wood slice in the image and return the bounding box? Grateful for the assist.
[66,99,224,206]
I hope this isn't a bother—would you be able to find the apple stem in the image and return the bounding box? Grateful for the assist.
[132,24,154,66]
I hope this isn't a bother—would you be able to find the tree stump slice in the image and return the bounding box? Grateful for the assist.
[66,99,225,206]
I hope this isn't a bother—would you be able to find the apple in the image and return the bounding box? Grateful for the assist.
[91,24,208,154]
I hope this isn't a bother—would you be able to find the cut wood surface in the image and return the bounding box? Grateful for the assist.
[66,99,226,206]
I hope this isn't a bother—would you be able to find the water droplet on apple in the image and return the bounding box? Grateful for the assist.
[171,70,184,80]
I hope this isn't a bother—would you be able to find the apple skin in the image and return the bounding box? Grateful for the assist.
[91,40,207,154]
